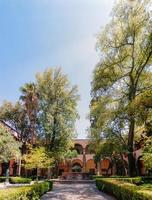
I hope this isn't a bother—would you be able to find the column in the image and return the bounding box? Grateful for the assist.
[83,148,86,173]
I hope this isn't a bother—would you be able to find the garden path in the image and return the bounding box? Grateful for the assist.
[41,183,116,200]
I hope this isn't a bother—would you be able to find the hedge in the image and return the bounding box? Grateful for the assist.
[0,181,53,200]
[0,177,32,184]
[0,177,6,183]
[94,176,152,185]
[9,177,32,184]
[96,178,152,200]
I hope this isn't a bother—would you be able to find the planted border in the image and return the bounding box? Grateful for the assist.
[0,176,32,184]
[0,181,53,200]
[96,178,152,200]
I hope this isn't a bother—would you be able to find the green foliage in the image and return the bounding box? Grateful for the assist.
[20,82,39,145]
[0,67,79,173]
[9,177,32,184]
[142,136,152,170]
[96,178,152,200]
[90,0,152,176]
[0,101,31,142]
[63,149,78,160]
[0,181,53,200]
[0,177,6,182]
[22,146,54,172]
[36,68,79,158]
[0,125,21,162]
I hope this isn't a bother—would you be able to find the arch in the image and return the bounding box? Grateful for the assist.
[72,159,83,172]
[72,159,83,167]
[100,158,111,175]
[115,159,127,176]
[86,159,96,174]
[74,143,83,154]
[85,145,95,154]
[137,156,145,176]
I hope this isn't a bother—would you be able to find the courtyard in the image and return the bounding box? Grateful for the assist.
[0,0,152,199]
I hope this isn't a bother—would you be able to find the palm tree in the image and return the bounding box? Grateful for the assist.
[20,83,39,145]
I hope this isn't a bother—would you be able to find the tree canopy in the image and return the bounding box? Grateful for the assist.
[0,125,21,163]
[90,0,152,176]
[36,68,79,158]
[0,68,79,164]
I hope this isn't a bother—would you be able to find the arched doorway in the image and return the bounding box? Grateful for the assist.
[74,144,83,154]
[137,156,146,176]
[86,159,96,174]
[72,159,83,172]
[101,159,111,175]
[72,163,82,172]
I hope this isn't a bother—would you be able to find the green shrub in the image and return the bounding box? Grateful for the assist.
[142,177,152,184]
[92,175,103,179]
[9,177,32,184]
[95,176,152,185]
[96,178,152,200]
[0,177,6,183]
[0,176,32,184]
[0,181,53,200]
[113,177,143,185]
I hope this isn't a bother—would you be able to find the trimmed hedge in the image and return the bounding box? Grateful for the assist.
[0,177,6,183]
[113,177,143,185]
[96,178,152,200]
[9,177,32,184]
[94,176,152,185]
[0,176,32,184]
[110,176,152,185]
[92,175,103,179]
[0,181,53,200]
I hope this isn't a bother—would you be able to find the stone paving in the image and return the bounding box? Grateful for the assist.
[41,183,116,200]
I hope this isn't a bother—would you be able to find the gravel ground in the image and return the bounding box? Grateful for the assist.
[41,183,116,200]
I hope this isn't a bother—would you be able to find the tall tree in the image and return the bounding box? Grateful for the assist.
[22,146,54,181]
[91,0,152,176]
[0,125,21,180]
[20,83,39,145]
[0,101,30,143]
[36,68,79,159]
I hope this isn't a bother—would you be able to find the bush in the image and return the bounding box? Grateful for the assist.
[92,175,103,179]
[0,176,32,184]
[0,181,53,200]
[96,178,152,200]
[0,177,6,183]
[9,177,32,184]
[94,176,152,185]
[113,177,143,185]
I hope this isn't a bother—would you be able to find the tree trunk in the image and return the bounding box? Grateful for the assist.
[18,159,21,176]
[128,117,136,177]
[120,153,127,176]
[47,168,51,179]
[36,168,38,182]
[97,162,100,175]
[50,114,57,151]
[5,162,9,184]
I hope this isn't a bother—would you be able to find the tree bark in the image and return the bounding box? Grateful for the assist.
[128,117,136,177]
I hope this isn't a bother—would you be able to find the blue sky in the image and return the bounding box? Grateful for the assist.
[0,0,114,138]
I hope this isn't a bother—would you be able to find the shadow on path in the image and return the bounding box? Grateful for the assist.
[41,183,116,200]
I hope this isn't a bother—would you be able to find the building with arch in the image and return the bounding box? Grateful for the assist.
[58,139,96,175]
[0,121,147,177]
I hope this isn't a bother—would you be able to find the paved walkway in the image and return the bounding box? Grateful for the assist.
[41,183,116,200]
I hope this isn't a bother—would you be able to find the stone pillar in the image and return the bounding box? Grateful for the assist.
[17,159,21,176]
[97,162,101,175]
[83,148,86,173]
